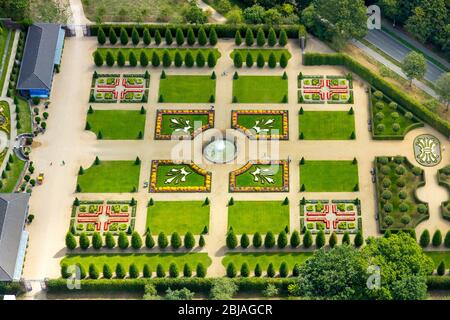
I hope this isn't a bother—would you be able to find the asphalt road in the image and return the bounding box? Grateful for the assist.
[364,29,444,82]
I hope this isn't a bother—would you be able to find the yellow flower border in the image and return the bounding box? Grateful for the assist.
[155,109,215,140]
[231,110,289,140]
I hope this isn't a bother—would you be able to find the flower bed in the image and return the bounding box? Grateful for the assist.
[70,200,137,235]
[155,109,214,140]
[229,160,289,192]
[231,110,288,140]
[413,134,441,167]
[300,199,361,234]
[89,73,150,103]
[298,74,353,104]
[149,160,211,193]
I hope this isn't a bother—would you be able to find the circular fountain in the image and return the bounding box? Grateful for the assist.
[203,139,237,164]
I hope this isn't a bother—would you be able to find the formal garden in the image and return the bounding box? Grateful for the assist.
[229,161,289,192]
[89,72,150,103]
[70,199,137,235]
[232,74,288,104]
[150,160,211,193]
[298,108,355,140]
[155,109,214,139]
[370,88,423,139]
[300,199,362,234]
[231,110,289,140]
[76,158,141,193]
[374,156,428,231]
[438,165,450,220]
[158,73,216,103]
[298,74,353,104]
[299,159,359,192]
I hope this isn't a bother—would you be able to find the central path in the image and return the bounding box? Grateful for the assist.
[23,36,450,285]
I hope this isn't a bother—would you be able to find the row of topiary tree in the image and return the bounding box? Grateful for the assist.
[94,49,217,68]
[226,229,364,250]
[234,28,288,47]
[226,261,297,278]
[65,229,204,251]
[61,262,207,280]
[419,229,450,248]
[233,51,288,68]
[98,26,218,47]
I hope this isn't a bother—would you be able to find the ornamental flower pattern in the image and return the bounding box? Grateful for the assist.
[413,134,441,167]
[231,110,289,140]
[155,109,214,140]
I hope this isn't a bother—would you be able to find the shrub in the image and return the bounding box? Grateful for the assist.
[277,231,288,249]
[234,52,243,68]
[140,51,148,66]
[109,28,117,44]
[245,28,254,46]
[97,27,106,45]
[92,232,103,250]
[88,264,99,279]
[303,230,313,248]
[240,234,249,249]
[279,29,287,46]
[264,232,275,248]
[145,233,155,248]
[169,263,179,278]
[103,264,112,279]
[226,231,238,249]
[329,232,338,248]
[143,28,151,45]
[253,232,262,248]
[120,28,128,45]
[156,264,165,278]
[129,264,139,279]
[196,263,206,278]
[60,263,69,279]
[235,30,242,45]
[171,232,182,249]
[79,232,90,250]
[115,263,126,279]
[199,235,205,247]
[94,51,104,67]
[131,27,139,45]
[226,262,237,278]
[256,28,265,46]
[198,27,207,45]
[154,30,162,45]
[174,51,183,67]
[185,51,194,67]
[209,27,218,45]
[279,53,288,68]
[143,264,152,278]
[354,230,364,247]
[65,232,77,250]
[268,28,276,46]
[342,231,350,245]
[158,232,168,249]
[151,52,160,67]
[417,204,427,214]
[165,29,173,45]
[184,232,195,249]
[106,51,115,66]
[279,262,288,278]
[445,230,450,248]
[187,27,195,45]
[131,231,142,249]
[399,203,409,213]
[257,53,265,68]
[432,230,442,247]
[315,230,325,248]
[129,51,137,67]
[105,232,116,248]
[437,261,446,276]
[175,28,184,46]
[290,230,300,248]
[207,52,217,67]
[118,231,129,249]
[241,263,250,277]
[268,53,276,68]
[267,263,275,278]
[254,264,262,277]
[162,50,171,67]
[400,214,411,225]
[183,264,192,278]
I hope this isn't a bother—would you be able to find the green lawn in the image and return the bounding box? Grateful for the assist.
[236,114,285,136]
[160,114,209,135]
[146,201,210,235]
[154,163,206,187]
[299,111,355,140]
[0,30,14,93]
[300,160,359,192]
[222,252,313,270]
[77,161,141,193]
[425,251,450,268]
[0,153,26,193]
[86,110,146,140]
[62,253,212,271]
[233,75,288,103]
[159,75,216,103]
[0,100,11,138]
[15,96,32,135]
[235,164,285,188]
[230,49,292,62]
[96,48,221,63]
[228,201,289,234]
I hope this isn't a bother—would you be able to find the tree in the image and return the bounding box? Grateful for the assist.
[315,230,325,249]
[129,51,137,67]
[419,229,430,247]
[268,27,276,46]
[209,28,218,46]
[184,232,195,249]
[253,232,262,248]
[92,232,103,250]
[131,27,139,45]
[268,52,276,68]
[279,53,288,68]
[185,51,194,67]
[145,233,155,249]
[118,231,129,249]
[279,262,288,278]
[277,231,288,248]
[143,284,159,300]
[199,235,205,247]
[264,232,275,248]
[131,231,142,249]
[162,50,171,67]
[65,232,77,250]
[158,232,168,249]
[165,29,173,45]
[256,28,265,46]
[94,51,104,67]
[342,231,350,245]
[240,234,249,248]
[143,264,152,278]
[227,231,238,249]
[175,28,184,46]
[198,27,207,46]
[402,51,427,86]
[435,73,450,111]
[227,9,244,25]
[263,283,279,297]
[432,230,442,247]
[89,263,99,279]
[254,264,262,277]
[103,264,112,279]
[79,232,90,250]
[154,30,162,45]
[290,230,300,248]
[243,5,265,24]
[278,29,287,46]
[164,288,194,300]
[183,4,208,24]
[129,263,139,278]
[115,263,126,279]
[210,278,237,300]
[245,28,254,46]
[405,0,447,44]
[109,28,117,45]
[105,232,116,248]
[187,27,196,45]
[140,51,149,67]
[234,52,243,68]
[445,230,450,248]
[354,230,364,247]
[151,52,160,67]
[246,53,254,67]
[267,263,275,277]
[76,263,86,279]
[106,51,115,67]
[329,231,338,248]
[143,28,151,45]
[437,261,446,276]
[170,232,182,249]
[226,262,237,278]
[169,263,179,278]
[156,264,165,278]
[183,264,192,277]
[303,230,313,248]
[120,28,128,45]
[196,263,206,278]
[196,51,205,67]
[235,30,242,46]
[4,0,30,21]
[240,263,250,277]
[257,53,265,68]
[207,52,217,68]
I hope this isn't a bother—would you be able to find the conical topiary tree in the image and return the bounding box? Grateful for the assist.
[277,231,288,248]
[94,51,103,66]
[240,263,250,277]
[437,261,446,276]
[109,27,117,44]
[158,232,168,249]
[89,263,99,279]
[106,51,115,66]
[120,27,128,45]
[235,30,242,46]
[303,230,313,248]
[245,28,254,46]
[169,263,178,278]
[254,264,262,277]
[234,52,243,68]
[432,230,442,247]
[279,262,288,278]
[198,27,207,46]
[65,232,77,250]
[131,27,139,45]
[165,28,173,45]
[268,52,276,68]
[329,231,338,248]
[143,28,151,45]
[290,230,300,248]
[419,229,430,247]
[268,27,276,46]
[175,51,183,67]
[316,230,325,248]
[156,264,165,278]
[154,29,162,45]
[131,231,142,249]
[92,231,103,249]
[140,51,149,66]
[445,230,450,248]
[105,232,115,248]
[207,51,216,68]
[97,27,106,45]
[354,230,364,247]
[264,231,275,248]
[209,27,218,45]
[118,231,129,249]
[267,263,275,277]
[246,52,253,67]
[279,53,288,68]
[279,29,287,46]
[187,27,195,45]
[103,264,112,279]
[183,263,192,277]
[253,232,262,248]
[196,51,205,67]
[257,53,265,68]
[240,233,249,248]
[342,231,350,245]
[256,28,265,46]
[184,232,195,249]
[129,263,139,278]
[79,232,90,250]
[129,51,137,67]
[115,263,126,279]
[185,51,194,67]
[162,50,171,67]
[143,264,151,278]
[175,28,184,46]
[151,52,160,67]
[226,262,236,278]
[196,263,206,278]
[226,230,238,249]
[171,232,182,249]
[117,50,125,67]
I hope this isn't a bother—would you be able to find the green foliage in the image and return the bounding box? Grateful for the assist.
[106,51,115,66]
[279,53,288,68]
[402,51,427,84]
[196,51,205,67]
[303,230,313,248]
[183,263,192,277]
[158,232,168,249]
[119,28,128,45]
[290,230,300,248]
[209,27,218,46]
[268,28,276,46]
[437,261,446,276]
[65,232,77,250]
[171,232,182,249]
[131,231,142,249]
[129,51,137,67]
[175,51,183,67]
[115,263,126,279]
[235,30,242,46]
[256,28,265,46]
[253,232,262,248]
[109,28,117,44]
[187,27,196,45]
[165,29,173,45]
[329,232,338,248]
[196,263,206,278]
[240,263,250,277]
[354,230,364,247]
[226,262,237,278]
[277,231,288,249]
[140,51,149,66]
[129,264,139,279]
[246,52,254,67]
[151,52,160,67]
[234,51,243,68]
[143,28,151,45]
[92,232,103,250]
[227,231,238,249]
[198,27,207,46]
[185,51,194,67]
[315,230,325,249]
[143,264,152,278]
[279,262,288,278]
[162,50,171,67]
[445,230,450,248]
[264,232,275,248]
[257,53,265,68]
[419,229,430,247]
[145,233,155,249]
[210,278,237,300]
[207,52,217,68]
[175,28,184,46]
[184,232,195,249]
[169,263,179,278]
[154,30,162,45]
[240,233,249,249]
[245,28,254,46]
[105,232,116,248]
[278,29,287,46]
[97,27,106,45]
[94,51,104,67]
[131,27,139,45]
[432,230,442,247]
[79,232,90,250]
[268,52,276,68]
[267,263,275,278]
[156,264,165,278]
[118,231,129,249]
[103,264,112,279]
[342,231,350,245]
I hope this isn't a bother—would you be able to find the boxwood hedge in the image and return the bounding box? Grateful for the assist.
[303,53,450,137]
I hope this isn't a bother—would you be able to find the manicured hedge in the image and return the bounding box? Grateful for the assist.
[91,24,302,40]
[427,276,450,290]
[47,277,296,294]
[0,281,23,295]
[303,53,450,137]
